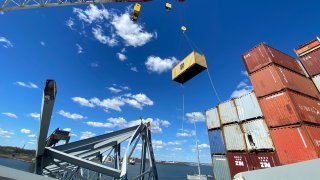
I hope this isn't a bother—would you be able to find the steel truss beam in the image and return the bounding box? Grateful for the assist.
[0,0,152,12]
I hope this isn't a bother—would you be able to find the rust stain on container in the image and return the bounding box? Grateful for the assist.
[226,152,251,178]
[250,64,319,99]
[303,125,320,156]
[242,43,304,75]
[259,90,320,127]
[270,125,318,165]
[299,48,320,76]
[248,152,280,170]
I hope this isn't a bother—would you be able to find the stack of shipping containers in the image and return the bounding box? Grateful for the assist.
[206,39,320,179]
[206,91,279,179]
[242,42,320,165]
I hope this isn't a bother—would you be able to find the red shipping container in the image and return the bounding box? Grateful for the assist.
[248,152,280,170]
[259,90,320,127]
[242,43,304,75]
[226,152,251,178]
[304,125,320,156]
[250,64,320,99]
[295,37,320,56]
[299,48,320,76]
[270,125,318,165]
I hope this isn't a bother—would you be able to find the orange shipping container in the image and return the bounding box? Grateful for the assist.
[250,64,320,99]
[304,125,320,156]
[270,125,318,165]
[242,43,304,75]
[259,90,320,127]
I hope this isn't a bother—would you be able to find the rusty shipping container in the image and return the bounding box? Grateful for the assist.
[223,124,247,151]
[205,107,220,130]
[248,152,280,170]
[242,43,304,75]
[295,37,320,56]
[241,119,275,151]
[218,100,239,124]
[259,90,320,127]
[226,152,251,178]
[270,125,318,165]
[298,48,320,77]
[249,64,320,99]
[303,125,320,156]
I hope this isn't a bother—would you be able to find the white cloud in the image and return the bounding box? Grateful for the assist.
[90,62,99,68]
[29,113,40,120]
[85,117,169,133]
[86,121,114,128]
[168,140,186,145]
[145,56,178,74]
[92,26,118,47]
[160,120,171,127]
[241,70,249,77]
[0,12,3,15]
[28,134,36,138]
[80,131,96,140]
[40,41,46,47]
[70,133,78,137]
[72,93,153,112]
[116,52,127,61]
[0,128,14,138]
[20,129,31,134]
[130,67,138,72]
[28,142,35,145]
[72,97,95,107]
[0,37,13,48]
[1,112,18,119]
[171,147,183,152]
[152,140,166,149]
[66,18,75,30]
[16,81,38,89]
[120,86,130,90]
[121,48,126,53]
[63,128,71,132]
[58,110,86,120]
[76,43,83,54]
[176,132,192,137]
[176,129,195,137]
[73,4,109,24]
[186,112,205,123]
[91,97,125,112]
[108,87,122,93]
[111,12,154,47]
[191,144,210,152]
[230,79,253,98]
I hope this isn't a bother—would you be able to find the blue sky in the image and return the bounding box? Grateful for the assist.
[0,0,319,163]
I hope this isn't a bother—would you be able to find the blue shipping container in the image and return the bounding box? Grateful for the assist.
[208,129,226,154]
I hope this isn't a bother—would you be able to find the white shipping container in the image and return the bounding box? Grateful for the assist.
[218,100,239,124]
[312,74,320,93]
[235,91,263,121]
[205,108,220,129]
[223,124,246,151]
[212,155,231,180]
[242,119,275,151]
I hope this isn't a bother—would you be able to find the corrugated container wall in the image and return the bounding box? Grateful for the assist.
[212,155,231,180]
[205,108,220,130]
[270,125,318,165]
[297,60,310,78]
[303,125,320,156]
[298,48,320,76]
[249,152,280,170]
[208,129,226,154]
[223,124,246,151]
[259,90,320,127]
[218,100,239,124]
[226,152,251,178]
[241,119,274,151]
[249,64,320,99]
[242,43,304,75]
[312,74,320,93]
[235,91,263,121]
